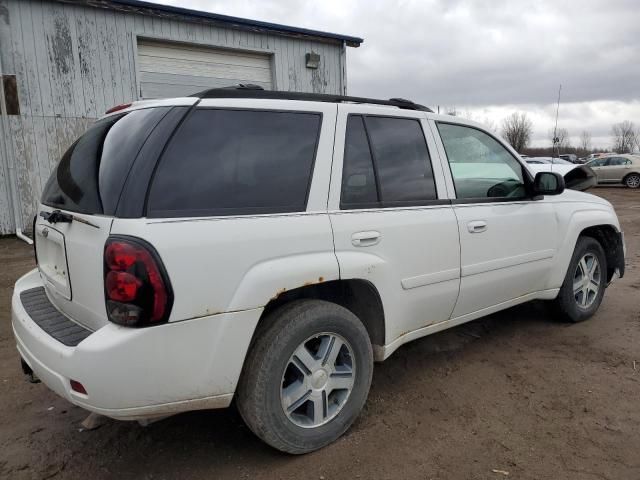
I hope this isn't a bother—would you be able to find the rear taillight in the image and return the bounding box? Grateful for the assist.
[103,236,173,327]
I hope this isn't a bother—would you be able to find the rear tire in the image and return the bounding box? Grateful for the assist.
[236,300,373,454]
[624,173,640,189]
[553,236,607,322]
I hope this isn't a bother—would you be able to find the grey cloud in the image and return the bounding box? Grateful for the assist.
[159,0,639,148]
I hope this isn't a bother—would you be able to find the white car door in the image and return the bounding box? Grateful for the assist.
[328,105,461,346]
[430,120,558,319]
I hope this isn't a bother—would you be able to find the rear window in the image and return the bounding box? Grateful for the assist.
[41,107,170,215]
[341,114,437,208]
[146,109,322,217]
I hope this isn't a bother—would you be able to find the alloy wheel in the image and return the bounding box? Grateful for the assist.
[573,253,601,309]
[626,175,640,188]
[280,333,355,428]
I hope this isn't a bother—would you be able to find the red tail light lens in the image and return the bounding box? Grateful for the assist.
[106,271,141,302]
[103,236,173,327]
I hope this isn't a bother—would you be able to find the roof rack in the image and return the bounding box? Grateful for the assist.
[191,85,434,112]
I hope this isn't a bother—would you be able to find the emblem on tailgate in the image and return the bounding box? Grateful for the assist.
[41,228,49,238]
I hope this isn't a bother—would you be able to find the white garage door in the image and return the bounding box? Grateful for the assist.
[136,39,273,99]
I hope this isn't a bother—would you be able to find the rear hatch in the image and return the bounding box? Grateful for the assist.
[35,106,173,331]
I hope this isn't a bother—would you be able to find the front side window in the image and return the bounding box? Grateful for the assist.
[341,115,437,208]
[147,109,321,217]
[437,123,526,200]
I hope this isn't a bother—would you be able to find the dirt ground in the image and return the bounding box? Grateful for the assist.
[0,187,638,480]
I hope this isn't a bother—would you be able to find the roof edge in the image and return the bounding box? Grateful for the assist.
[84,0,364,47]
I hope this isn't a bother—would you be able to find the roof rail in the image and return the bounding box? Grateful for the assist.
[191,85,433,112]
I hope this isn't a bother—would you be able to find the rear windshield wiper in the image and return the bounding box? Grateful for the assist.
[40,210,100,229]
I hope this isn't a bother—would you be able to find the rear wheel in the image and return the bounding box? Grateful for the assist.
[236,300,373,454]
[624,173,640,189]
[553,236,607,322]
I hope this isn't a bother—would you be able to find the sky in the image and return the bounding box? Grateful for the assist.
[157,0,639,149]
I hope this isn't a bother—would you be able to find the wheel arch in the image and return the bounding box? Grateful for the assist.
[257,279,386,358]
[547,206,623,290]
[579,224,624,282]
[622,171,640,187]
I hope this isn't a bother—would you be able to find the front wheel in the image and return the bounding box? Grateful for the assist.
[553,236,607,322]
[624,173,640,189]
[236,300,373,454]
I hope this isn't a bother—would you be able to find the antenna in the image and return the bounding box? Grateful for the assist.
[552,84,562,159]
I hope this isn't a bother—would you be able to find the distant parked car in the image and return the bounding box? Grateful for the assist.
[525,158,597,192]
[587,155,640,188]
[525,157,573,165]
[559,154,578,163]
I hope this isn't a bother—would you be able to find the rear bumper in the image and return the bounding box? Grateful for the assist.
[12,269,261,420]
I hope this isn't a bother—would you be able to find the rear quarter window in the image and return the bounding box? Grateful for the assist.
[146,109,322,217]
[41,107,170,214]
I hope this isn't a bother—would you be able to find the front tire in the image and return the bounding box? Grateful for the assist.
[236,300,373,454]
[553,236,607,322]
[624,173,640,189]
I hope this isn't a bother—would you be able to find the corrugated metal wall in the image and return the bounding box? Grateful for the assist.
[0,0,347,235]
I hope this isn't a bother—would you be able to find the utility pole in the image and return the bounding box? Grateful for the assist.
[552,84,562,158]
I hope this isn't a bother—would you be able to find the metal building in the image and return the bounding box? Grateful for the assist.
[0,0,363,236]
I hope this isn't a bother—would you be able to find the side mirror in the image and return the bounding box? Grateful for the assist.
[533,171,565,196]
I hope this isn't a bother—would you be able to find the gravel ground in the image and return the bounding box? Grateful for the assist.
[0,187,638,480]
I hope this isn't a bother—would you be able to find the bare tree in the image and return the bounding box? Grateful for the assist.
[460,110,498,133]
[579,131,592,153]
[482,118,498,134]
[611,120,639,153]
[501,112,533,152]
[549,127,570,152]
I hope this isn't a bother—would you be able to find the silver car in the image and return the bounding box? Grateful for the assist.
[587,155,640,188]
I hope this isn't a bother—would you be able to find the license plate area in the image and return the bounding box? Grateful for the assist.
[35,224,72,300]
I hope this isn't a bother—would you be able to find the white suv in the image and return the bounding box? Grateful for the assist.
[12,87,625,454]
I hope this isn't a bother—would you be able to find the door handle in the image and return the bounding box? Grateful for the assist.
[352,231,381,247]
[467,220,487,233]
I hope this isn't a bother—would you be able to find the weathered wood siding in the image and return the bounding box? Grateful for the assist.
[0,0,346,234]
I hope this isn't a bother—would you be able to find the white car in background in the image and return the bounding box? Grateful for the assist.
[525,156,578,175]
[523,156,598,191]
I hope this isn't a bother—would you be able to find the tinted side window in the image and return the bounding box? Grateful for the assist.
[341,116,378,207]
[147,109,321,217]
[609,157,629,166]
[437,123,526,200]
[41,108,170,215]
[98,108,170,213]
[365,117,437,203]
